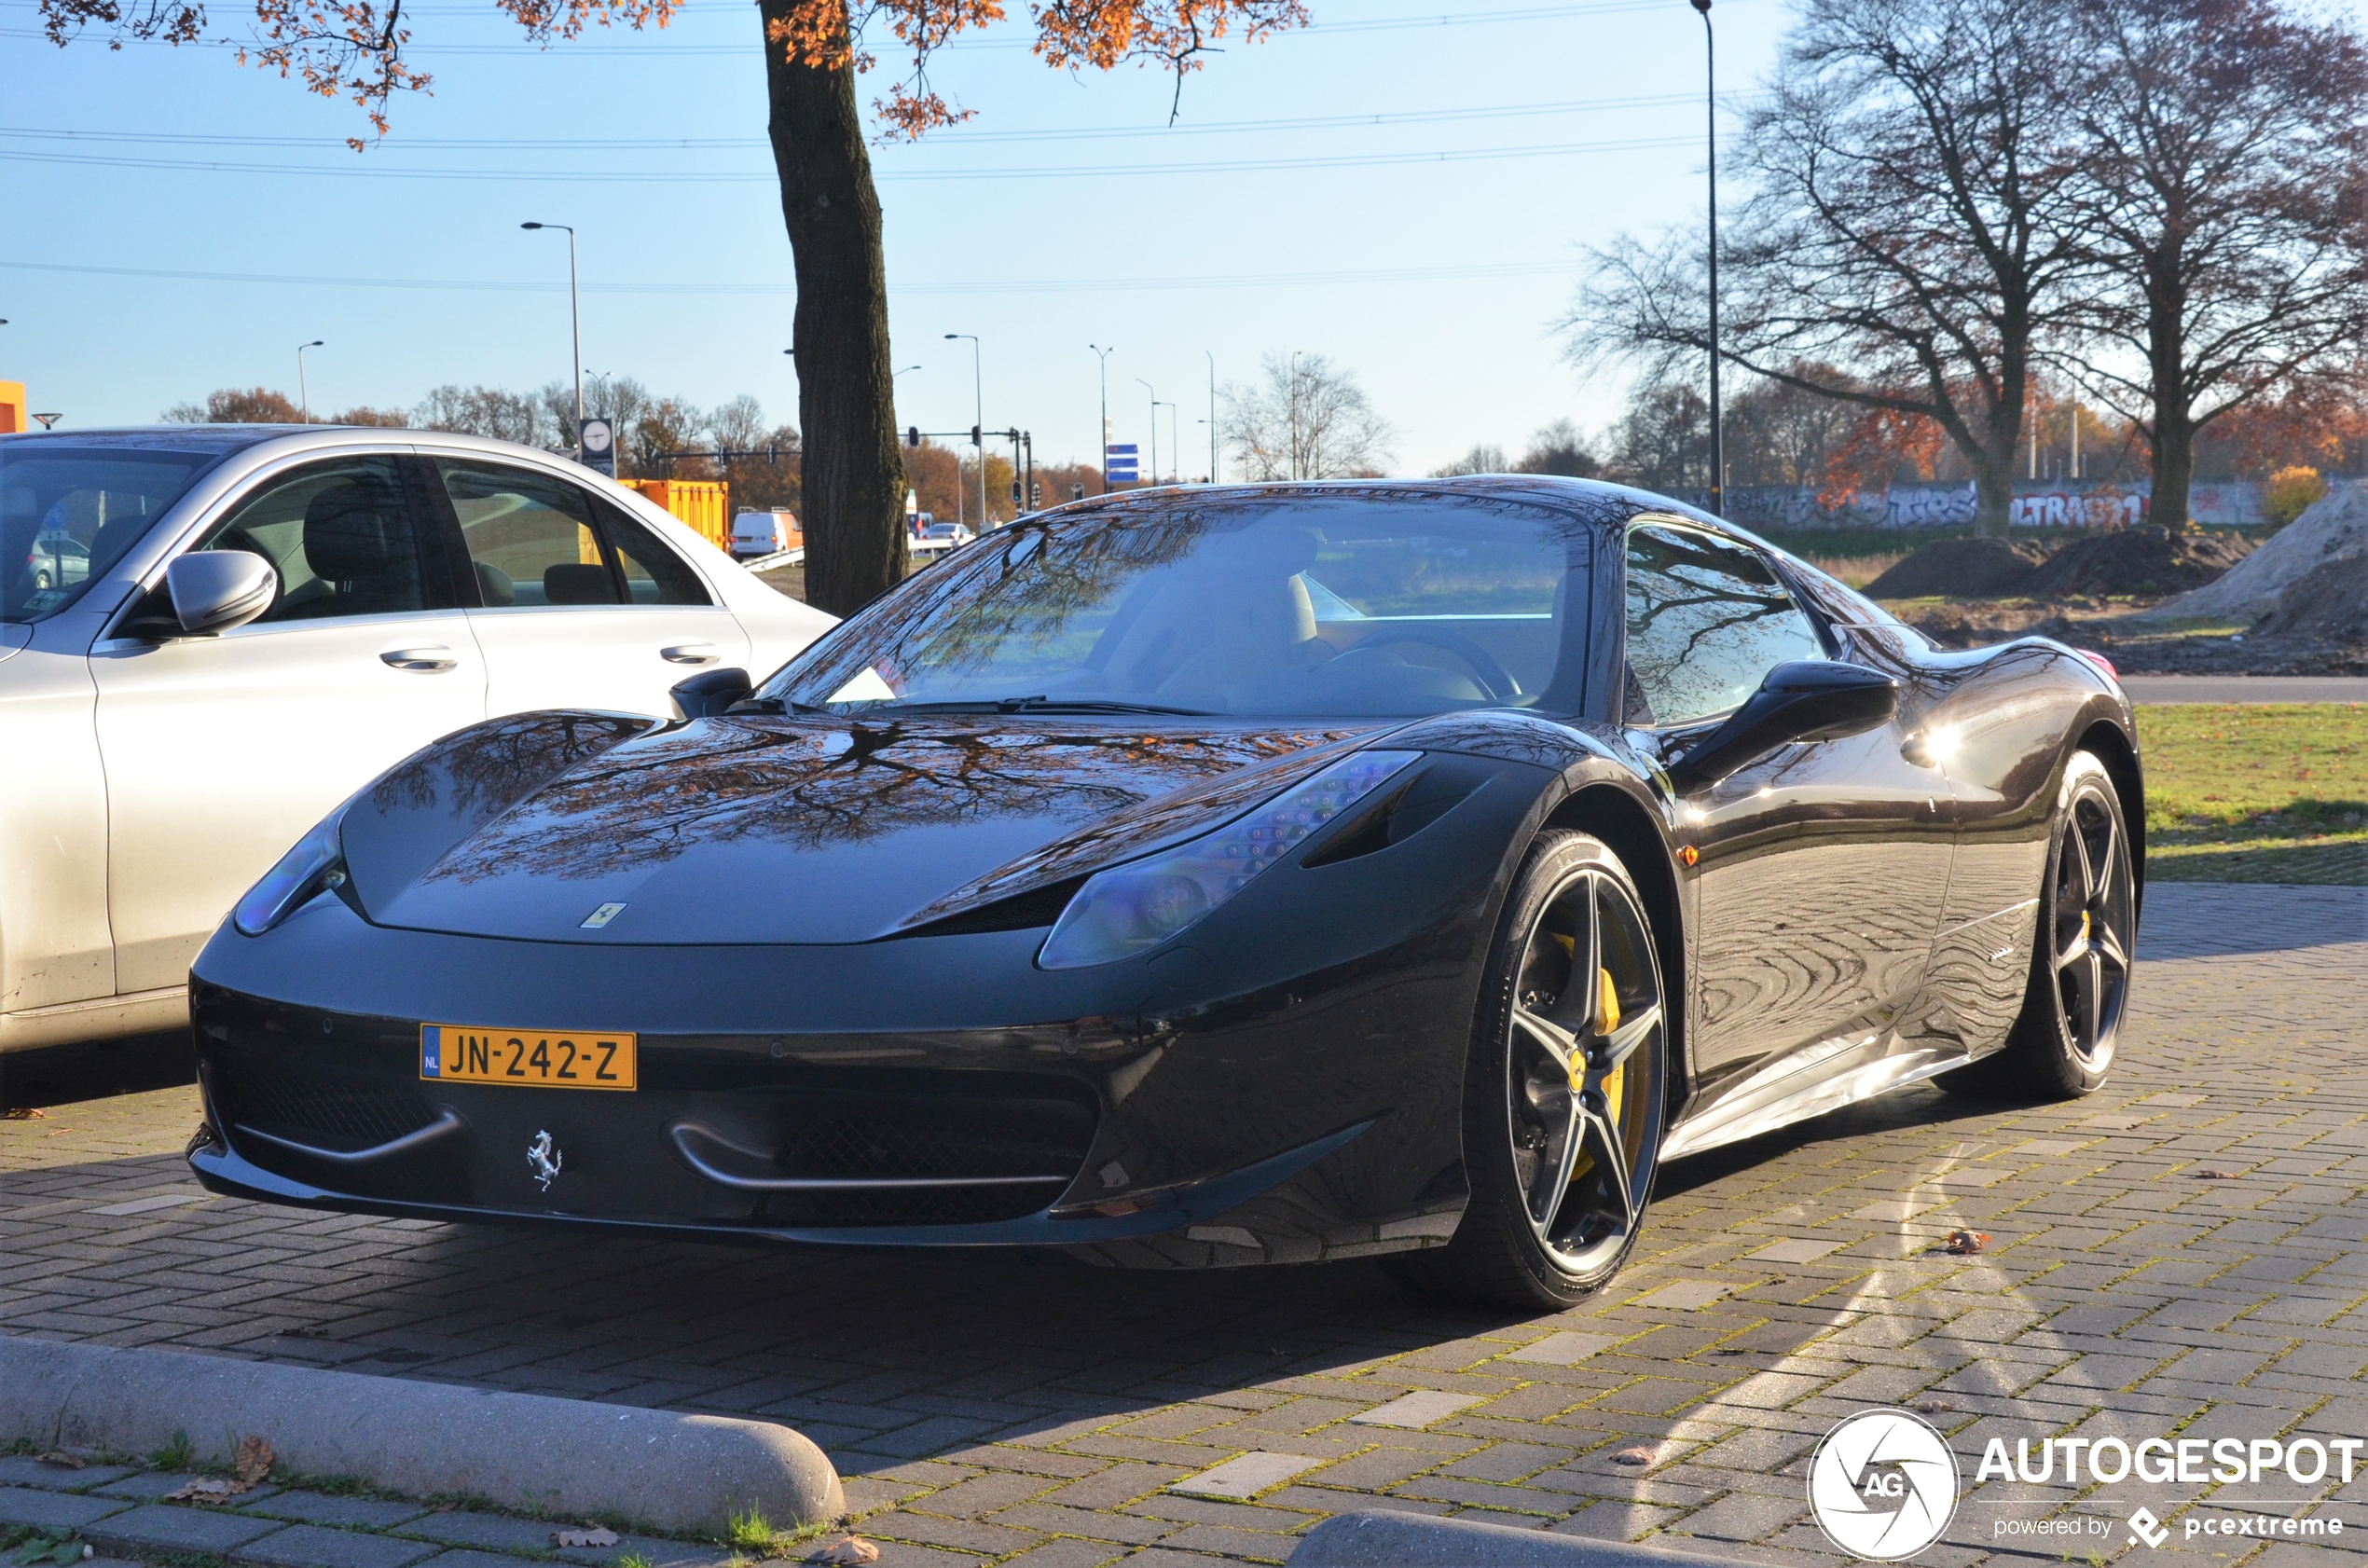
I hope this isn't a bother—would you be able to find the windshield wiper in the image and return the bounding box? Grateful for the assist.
[850,695,1216,718]
[996,696,1217,717]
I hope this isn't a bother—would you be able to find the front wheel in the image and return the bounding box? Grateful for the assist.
[1388,832,1670,1309]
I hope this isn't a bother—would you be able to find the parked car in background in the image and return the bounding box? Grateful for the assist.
[909,520,976,565]
[0,425,835,1053]
[730,508,800,561]
[24,528,89,592]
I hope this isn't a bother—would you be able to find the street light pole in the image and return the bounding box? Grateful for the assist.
[1691,0,1723,517]
[946,334,984,526]
[521,222,584,435]
[1090,344,1114,491]
[1205,350,1218,483]
[1136,378,1157,489]
[296,340,324,423]
[1156,402,1178,486]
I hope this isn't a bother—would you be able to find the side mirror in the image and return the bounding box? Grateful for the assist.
[167,552,279,636]
[671,667,752,720]
[1666,660,1898,793]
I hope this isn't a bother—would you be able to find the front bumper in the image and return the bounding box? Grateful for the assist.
[186,757,1542,1262]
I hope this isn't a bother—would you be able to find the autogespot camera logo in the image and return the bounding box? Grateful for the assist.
[1809,1410,1962,1560]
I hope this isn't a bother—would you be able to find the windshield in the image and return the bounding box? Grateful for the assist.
[764,491,1594,719]
[2,446,227,622]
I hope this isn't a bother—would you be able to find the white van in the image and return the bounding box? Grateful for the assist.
[730,509,800,560]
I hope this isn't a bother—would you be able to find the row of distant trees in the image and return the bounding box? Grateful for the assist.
[163,380,805,514]
[1572,0,2368,535]
[1457,371,2368,502]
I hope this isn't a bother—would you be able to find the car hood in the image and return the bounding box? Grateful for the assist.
[346,712,1384,945]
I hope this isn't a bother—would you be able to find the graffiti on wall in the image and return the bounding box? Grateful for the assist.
[1687,480,2260,529]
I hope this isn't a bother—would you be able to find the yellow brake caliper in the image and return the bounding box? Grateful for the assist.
[1549,935,1624,1188]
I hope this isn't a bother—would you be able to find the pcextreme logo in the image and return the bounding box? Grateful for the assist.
[1808,1410,1961,1561]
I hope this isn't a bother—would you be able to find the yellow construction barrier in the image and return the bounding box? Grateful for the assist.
[622,478,731,551]
[0,381,26,435]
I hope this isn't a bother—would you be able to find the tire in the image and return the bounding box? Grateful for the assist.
[1944,750,2133,1099]
[1387,831,1671,1309]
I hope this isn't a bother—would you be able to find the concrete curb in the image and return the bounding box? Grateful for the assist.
[1287,1510,1755,1567]
[0,1337,842,1537]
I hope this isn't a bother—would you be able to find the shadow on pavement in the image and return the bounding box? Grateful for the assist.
[0,1029,196,1112]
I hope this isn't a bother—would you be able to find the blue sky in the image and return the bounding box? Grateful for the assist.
[3,0,1793,473]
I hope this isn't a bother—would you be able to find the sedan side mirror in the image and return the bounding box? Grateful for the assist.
[670,667,753,720]
[167,552,279,636]
[1666,660,1899,794]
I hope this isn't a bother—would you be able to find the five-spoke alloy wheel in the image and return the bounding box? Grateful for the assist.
[1393,831,1669,1308]
[1952,750,2135,1098]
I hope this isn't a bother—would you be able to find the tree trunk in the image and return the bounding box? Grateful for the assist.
[1970,448,2017,539]
[761,4,906,616]
[2145,253,2195,532]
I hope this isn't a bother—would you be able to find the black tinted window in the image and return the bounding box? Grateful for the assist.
[196,457,426,622]
[2,447,224,622]
[1625,523,1824,725]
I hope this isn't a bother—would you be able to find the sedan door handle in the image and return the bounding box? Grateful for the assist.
[661,641,722,666]
[380,644,459,672]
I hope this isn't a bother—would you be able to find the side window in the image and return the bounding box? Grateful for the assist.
[599,501,711,606]
[1624,523,1824,726]
[435,460,620,609]
[195,456,427,623]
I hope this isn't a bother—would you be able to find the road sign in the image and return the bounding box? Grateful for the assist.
[1106,442,1139,483]
[577,418,616,477]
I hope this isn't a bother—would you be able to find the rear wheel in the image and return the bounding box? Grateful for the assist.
[1388,832,1669,1308]
[1946,750,2133,1098]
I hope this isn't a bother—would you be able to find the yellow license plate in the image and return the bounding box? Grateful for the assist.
[420,1025,636,1091]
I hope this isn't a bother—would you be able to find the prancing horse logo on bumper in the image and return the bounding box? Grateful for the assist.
[526,1130,562,1190]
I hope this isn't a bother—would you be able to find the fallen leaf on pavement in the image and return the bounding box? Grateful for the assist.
[812,1538,879,1565]
[34,1451,89,1470]
[3,1107,46,1120]
[1913,1400,1955,1414]
[551,1528,619,1548]
[1944,1230,1990,1255]
[2195,1169,2238,1179]
[1610,1446,1658,1466]
[164,1479,247,1504]
[234,1436,273,1486]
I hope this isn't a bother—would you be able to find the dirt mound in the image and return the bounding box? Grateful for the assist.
[1903,604,2078,649]
[1864,537,2046,598]
[2020,526,2251,599]
[2253,555,2368,646]
[2149,481,2368,623]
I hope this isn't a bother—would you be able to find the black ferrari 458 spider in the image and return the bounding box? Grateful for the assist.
[189,477,2141,1306]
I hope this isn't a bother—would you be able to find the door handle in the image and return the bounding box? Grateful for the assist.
[380,644,459,672]
[661,641,722,666]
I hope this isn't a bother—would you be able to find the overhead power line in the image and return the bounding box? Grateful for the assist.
[0,131,1697,182]
[0,255,1582,296]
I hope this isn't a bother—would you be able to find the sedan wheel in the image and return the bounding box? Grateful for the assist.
[1389,831,1668,1308]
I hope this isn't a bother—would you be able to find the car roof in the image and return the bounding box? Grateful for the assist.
[0,426,296,457]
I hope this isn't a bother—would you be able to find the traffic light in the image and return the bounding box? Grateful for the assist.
[906,426,919,447]
[971,425,982,447]
[1011,479,1023,506]
[1071,482,1085,501]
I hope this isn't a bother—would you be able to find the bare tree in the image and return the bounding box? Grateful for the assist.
[413,384,546,447]
[1431,444,1510,477]
[1604,378,1711,491]
[2055,0,2368,529]
[1514,420,1603,477]
[1220,352,1395,481]
[1571,0,2087,535]
[1726,370,1859,486]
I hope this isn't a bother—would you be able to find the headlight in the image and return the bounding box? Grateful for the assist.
[1038,750,1420,970]
[232,806,350,936]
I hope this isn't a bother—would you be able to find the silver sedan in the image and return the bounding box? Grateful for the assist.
[0,425,834,1052]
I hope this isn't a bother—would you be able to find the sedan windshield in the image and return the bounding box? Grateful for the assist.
[2,446,227,623]
[764,490,1595,719]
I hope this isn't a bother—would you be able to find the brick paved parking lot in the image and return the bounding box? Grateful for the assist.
[4,883,2365,1568]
